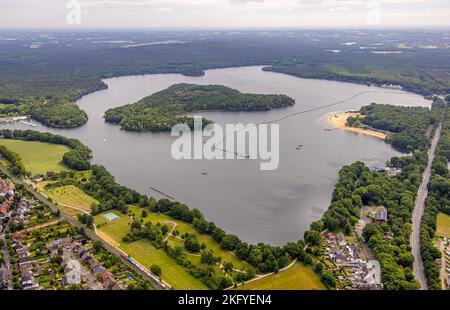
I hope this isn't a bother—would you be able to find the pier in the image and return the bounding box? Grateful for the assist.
[149,187,176,200]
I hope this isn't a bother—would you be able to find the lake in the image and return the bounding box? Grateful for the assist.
[2,66,431,245]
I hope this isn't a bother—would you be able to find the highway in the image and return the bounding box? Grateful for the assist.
[411,107,445,290]
[0,165,167,290]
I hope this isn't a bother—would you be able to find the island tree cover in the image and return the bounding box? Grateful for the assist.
[104,83,294,131]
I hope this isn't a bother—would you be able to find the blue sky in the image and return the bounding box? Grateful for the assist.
[1,0,449,28]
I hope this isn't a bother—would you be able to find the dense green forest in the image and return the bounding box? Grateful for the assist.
[104,84,294,131]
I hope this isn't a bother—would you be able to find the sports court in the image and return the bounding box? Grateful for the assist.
[103,212,120,222]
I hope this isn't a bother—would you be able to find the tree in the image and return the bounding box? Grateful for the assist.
[320,271,336,289]
[220,234,240,251]
[184,235,201,253]
[223,262,234,274]
[150,264,162,277]
[131,220,142,230]
[304,230,321,245]
[201,250,216,265]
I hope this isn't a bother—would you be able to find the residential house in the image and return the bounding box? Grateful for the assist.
[374,207,388,223]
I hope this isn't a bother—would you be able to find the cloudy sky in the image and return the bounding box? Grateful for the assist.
[1,0,449,28]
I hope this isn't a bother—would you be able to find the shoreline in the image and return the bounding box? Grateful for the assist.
[325,112,387,140]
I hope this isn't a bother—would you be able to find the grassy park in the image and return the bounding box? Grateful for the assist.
[0,139,70,175]
[126,206,253,271]
[235,263,325,290]
[94,209,208,290]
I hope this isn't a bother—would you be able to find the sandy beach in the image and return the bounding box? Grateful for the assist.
[326,112,387,140]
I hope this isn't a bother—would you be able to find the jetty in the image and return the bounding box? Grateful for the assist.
[149,187,176,200]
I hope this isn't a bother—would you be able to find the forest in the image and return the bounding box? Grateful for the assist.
[104,84,294,131]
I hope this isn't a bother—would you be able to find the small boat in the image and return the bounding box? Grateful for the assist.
[201,172,208,175]
[295,147,301,150]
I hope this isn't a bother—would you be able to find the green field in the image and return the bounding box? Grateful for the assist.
[94,209,208,290]
[436,212,450,237]
[44,185,98,212]
[235,263,325,290]
[0,139,70,175]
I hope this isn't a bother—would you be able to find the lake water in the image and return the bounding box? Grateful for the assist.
[3,66,431,245]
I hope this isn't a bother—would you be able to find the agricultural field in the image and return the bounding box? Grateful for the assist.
[436,213,450,237]
[0,139,70,175]
[235,263,325,290]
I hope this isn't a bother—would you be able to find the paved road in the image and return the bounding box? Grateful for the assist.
[411,110,445,290]
[0,166,167,290]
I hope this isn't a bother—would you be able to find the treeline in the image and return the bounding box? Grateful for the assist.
[0,129,92,172]
[265,56,450,97]
[359,103,432,151]
[81,165,142,215]
[420,99,449,289]
[104,83,294,132]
